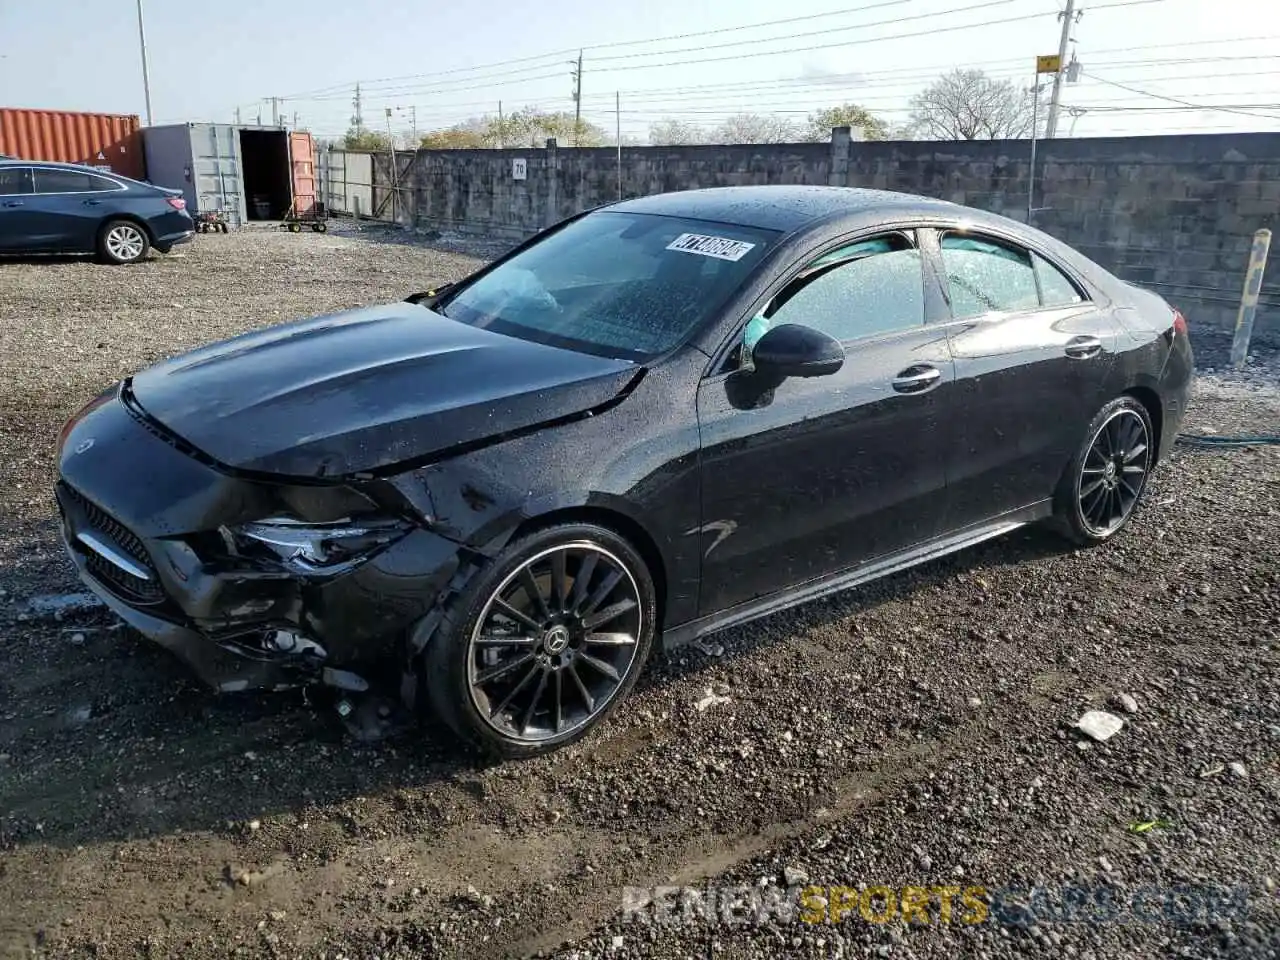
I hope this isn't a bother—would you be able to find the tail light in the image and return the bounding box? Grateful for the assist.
[1172,309,1188,337]
[165,197,186,210]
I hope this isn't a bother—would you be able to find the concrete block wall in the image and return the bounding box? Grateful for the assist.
[829,133,1280,332]
[363,131,1280,333]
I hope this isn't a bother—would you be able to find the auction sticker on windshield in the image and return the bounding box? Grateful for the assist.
[666,233,757,262]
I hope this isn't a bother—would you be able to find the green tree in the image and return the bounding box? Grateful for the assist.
[342,127,392,151]
[804,103,889,141]
[419,117,495,149]
[417,109,609,149]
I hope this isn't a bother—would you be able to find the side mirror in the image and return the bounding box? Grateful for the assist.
[751,323,844,378]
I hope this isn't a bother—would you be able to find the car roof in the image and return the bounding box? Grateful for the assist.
[0,158,119,174]
[609,185,964,233]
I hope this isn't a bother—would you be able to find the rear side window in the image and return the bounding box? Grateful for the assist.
[940,235,1039,319]
[1034,252,1084,307]
[0,167,33,195]
[33,169,117,193]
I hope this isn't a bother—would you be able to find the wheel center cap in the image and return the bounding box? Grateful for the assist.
[1104,461,1117,481]
[543,625,570,654]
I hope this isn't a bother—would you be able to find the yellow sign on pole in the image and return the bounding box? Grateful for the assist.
[1036,54,1062,74]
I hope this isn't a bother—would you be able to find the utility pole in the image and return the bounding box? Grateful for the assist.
[1045,0,1079,139]
[292,111,299,129]
[498,101,505,148]
[571,49,583,146]
[135,0,154,126]
[269,96,281,127]
[615,91,622,200]
[235,107,242,126]
[410,106,417,145]
[386,107,398,223]
[353,83,364,135]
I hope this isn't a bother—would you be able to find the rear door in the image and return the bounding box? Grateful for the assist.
[696,231,957,614]
[929,229,1124,529]
[0,166,35,250]
[28,167,125,250]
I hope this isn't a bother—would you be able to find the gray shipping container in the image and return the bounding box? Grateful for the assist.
[142,122,294,227]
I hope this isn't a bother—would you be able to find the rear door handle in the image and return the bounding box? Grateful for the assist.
[891,364,943,394]
[1065,335,1103,359]
[82,199,102,206]
[2,200,22,208]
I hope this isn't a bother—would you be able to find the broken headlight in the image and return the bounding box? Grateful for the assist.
[226,516,410,573]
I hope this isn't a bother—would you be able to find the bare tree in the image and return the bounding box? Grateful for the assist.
[908,69,1037,140]
[648,119,708,145]
[713,113,801,144]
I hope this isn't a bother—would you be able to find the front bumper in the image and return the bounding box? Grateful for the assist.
[55,386,462,692]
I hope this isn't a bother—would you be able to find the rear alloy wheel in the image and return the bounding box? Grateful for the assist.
[421,524,656,758]
[1053,396,1154,545]
[98,220,150,265]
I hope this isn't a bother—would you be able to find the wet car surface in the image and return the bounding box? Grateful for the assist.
[53,186,1192,758]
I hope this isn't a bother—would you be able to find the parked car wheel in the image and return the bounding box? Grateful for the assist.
[420,523,657,758]
[1051,396,1154,546]
[98,220,151,265]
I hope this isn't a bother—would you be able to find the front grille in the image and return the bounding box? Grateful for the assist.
[58,482,167,606]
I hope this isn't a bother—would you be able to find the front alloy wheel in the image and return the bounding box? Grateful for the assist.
[421,524,657,757]
[468,542,644,743]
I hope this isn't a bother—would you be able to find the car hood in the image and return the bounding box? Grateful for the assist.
[128,302,639,477]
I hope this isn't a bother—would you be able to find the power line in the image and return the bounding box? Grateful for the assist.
[276,0,915,100]
[587,0,1018,63]
[1082,71,1280,119]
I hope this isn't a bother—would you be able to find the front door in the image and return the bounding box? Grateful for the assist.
[696,232,955,615]
[0,166,36,250]
[930,230,1124,528]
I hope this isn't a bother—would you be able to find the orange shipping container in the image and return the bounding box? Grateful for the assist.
[0,108,146,181]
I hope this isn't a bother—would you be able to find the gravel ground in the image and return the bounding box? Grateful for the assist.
[0,230,1277,960]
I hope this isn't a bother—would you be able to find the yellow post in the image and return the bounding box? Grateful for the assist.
[1230,228,1272,370]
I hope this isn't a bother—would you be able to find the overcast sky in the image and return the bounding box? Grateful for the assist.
[3,0,1279,140]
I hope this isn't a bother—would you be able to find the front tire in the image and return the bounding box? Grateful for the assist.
[420,523,657,758]
[98,220,150,264]
[1051,396,1154,546]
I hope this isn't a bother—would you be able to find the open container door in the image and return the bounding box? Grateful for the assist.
[288,131,317,217]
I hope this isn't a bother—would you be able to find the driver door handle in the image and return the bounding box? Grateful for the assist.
[2,200,22,208]
[82,199,102,206]
[1065,335,1103,359]
[891,364,943,394]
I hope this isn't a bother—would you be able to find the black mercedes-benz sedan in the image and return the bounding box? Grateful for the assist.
[55,186,1192,756]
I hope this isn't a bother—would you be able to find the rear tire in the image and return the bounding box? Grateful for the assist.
[419,523,657,759]
[1051,396,1154,546]
[98,220,150,265]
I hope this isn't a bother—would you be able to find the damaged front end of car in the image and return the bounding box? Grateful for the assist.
[54,381,469,695]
